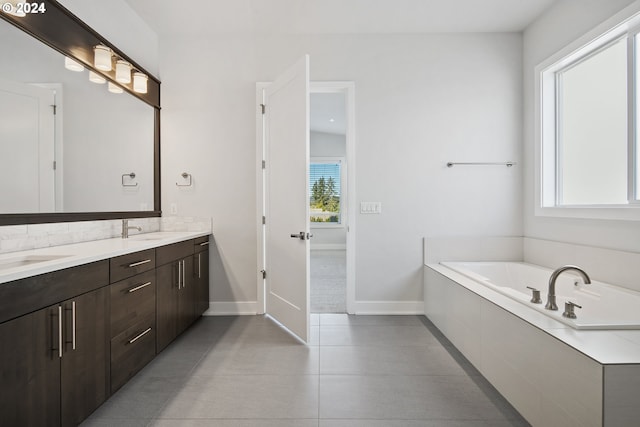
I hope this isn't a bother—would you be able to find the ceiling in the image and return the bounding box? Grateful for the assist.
[311,93,346,135]
[124,0,559,36]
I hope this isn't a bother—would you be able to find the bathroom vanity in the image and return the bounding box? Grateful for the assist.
[0,231,210,427]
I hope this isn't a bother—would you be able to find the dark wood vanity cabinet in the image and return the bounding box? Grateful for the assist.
[0,261,110,427]
[0,235,210,426]
[194,236,210,316]
[156,240,195,352]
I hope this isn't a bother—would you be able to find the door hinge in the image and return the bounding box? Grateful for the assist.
[53,160,57,170]
[262,160,266,169]
[260,269,266,279]
[262,216,266,224]
[51,104,57,115]
[260,104,266,115]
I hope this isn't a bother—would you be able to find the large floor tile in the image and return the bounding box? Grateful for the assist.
[81,419,151,427]
[320,345,468,376]
[319,324,439,347]
[192,342,320,375]
[157,375,319,419]
[319,420,495,427]
[85,376,185,421]
[319,314,425,326]
[150,419,318,427]
[319,375,518,421]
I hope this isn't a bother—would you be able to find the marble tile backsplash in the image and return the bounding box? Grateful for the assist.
[0,216,212,255]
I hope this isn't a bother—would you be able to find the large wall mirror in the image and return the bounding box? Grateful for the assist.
[0,1,161,225]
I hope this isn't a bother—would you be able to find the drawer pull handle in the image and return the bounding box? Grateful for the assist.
[199,242,209,246]
[128,327,152,344]
[127,282,152,293]
[128,259,151,268]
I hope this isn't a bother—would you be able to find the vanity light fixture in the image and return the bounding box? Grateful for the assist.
[133,72,148,94]
[115,60,132,84]
[89,71,106,84]
[3,1,25,17]
[108,81,123,94]
[93,45,112,71]
[64,56,84,72]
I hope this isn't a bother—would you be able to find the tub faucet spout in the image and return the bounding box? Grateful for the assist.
[545,265,590,311]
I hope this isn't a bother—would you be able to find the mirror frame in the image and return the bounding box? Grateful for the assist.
[0,0,161,225]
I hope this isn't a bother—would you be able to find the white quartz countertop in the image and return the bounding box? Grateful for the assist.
[0,231,211,285]
[426,263,640,365]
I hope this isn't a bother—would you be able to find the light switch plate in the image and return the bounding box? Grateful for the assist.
[360,202,382,214]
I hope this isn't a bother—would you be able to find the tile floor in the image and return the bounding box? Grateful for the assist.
[82,315,530,426]
[310,250,347,313]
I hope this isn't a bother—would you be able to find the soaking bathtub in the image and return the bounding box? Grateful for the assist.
[440,261,640,330]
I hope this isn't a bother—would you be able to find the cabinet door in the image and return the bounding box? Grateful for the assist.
[178,256,196,334]
[60,287,110,427]
[194,249,210,317]
[156,261,179,353]
[0,305,61,427]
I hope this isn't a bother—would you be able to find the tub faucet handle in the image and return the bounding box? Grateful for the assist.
[562,301,582,319]
[526,286,542,304]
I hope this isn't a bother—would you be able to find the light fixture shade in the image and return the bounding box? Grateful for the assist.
[133,72,148,94]
[115,60,132,84]
[3,2,25,17]
[94,45,112,71]
[89,71,106,84]
[64,57,84,72]
[108,82,123,94]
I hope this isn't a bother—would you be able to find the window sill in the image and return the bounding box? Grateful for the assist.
[535,205,640,221]
[311,223,345,229]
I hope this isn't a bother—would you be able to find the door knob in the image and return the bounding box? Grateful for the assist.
[290,232,306,240]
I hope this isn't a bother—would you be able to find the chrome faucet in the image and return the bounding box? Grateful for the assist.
[121,219,142,239]
[545,265,590,311]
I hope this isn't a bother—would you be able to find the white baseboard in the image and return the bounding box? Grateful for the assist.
[204,301,259,316]
[311,243,346,251]
[352,300,425,315]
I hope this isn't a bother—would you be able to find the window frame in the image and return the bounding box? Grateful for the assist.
[309,157,346,229]
[535,11,640,221]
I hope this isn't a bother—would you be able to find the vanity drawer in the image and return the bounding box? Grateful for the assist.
[110,249,156,283]
[110,270,156,338]
[110,314,156,393]
[156,240,194,266]
[194,236,210,253]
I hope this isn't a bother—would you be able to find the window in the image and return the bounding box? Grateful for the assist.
[538,20,640,219]
[309,159,343,225]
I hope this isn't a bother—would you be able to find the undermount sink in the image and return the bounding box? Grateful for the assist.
[0,254,71,270]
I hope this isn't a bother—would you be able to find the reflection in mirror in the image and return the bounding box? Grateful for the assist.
[0,17,154,214]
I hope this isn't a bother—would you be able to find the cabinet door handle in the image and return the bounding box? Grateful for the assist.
[128,327,152,344]
[178,260,182,289]
[198,253,201,279]
[128,259,151,268]
[58,306,63,358]
[71,301,76,350]
[182,260,186,287]
[127,281,152,293]
[199,241,209,246]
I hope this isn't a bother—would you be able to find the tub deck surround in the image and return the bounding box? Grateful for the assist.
[442,261,640,330]
[427,263,640,365]
[426,262,640,427]
[0,231,211,285]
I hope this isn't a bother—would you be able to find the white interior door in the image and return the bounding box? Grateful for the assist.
[263,55,310,342]
[0,78,55,213]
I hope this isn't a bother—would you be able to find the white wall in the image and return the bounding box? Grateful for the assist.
[523,0,640,252]
[160,32,523,309]
[310,130,347,247]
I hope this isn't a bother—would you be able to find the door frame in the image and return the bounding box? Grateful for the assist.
[256,81,356,315]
